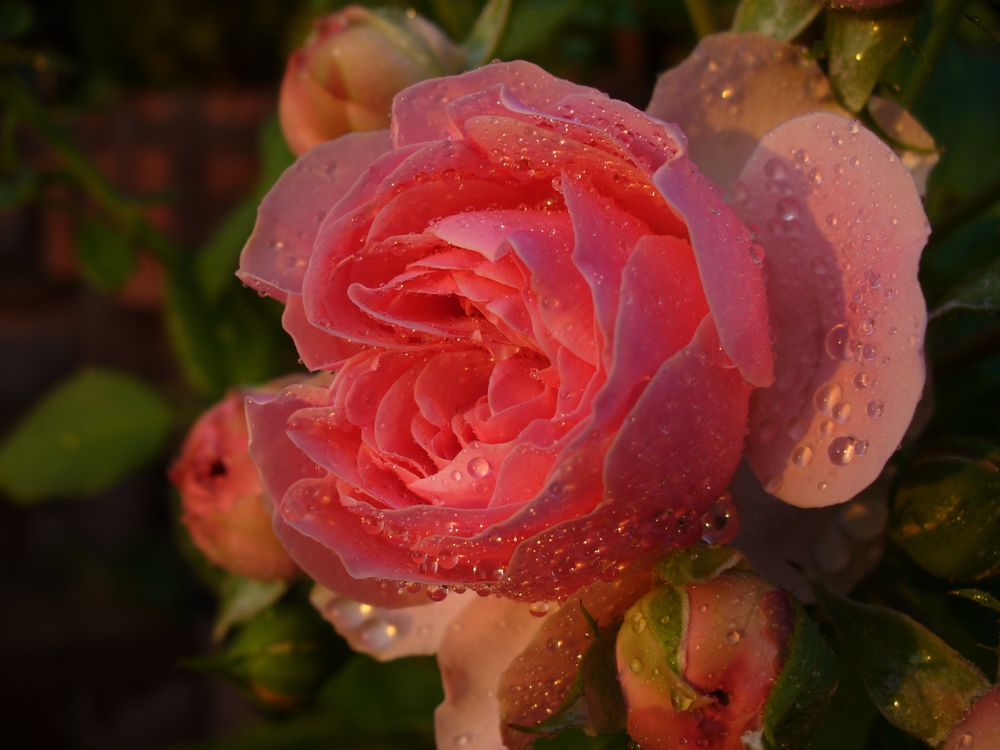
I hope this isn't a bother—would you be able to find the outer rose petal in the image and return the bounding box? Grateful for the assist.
[737,113,928,506]
[648,33,845,188]
[435,597,553,750]
[941,685,1000,750]
[238,130,392,299]
[310,584,473,660]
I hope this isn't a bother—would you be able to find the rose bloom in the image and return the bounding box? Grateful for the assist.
[169,391,297,581]
[279,5,464,155]
[239,30,928,612]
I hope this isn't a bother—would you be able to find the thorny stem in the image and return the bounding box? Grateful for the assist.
[901,0,972,107]
[683,0,716,39]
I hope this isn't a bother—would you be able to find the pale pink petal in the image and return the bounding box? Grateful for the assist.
[653,153,773,387]
[737,113,928,507]
[310,584,474,661]
[392,60,600,146]
[647,32,845,188]
[238,130,392,299]
[434,596,553,750]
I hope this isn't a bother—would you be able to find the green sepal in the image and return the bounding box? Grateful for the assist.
[817,588,991,746]
[732,0,822,41]
[891,439,1000,581]
[654,544,745,587]
[762,601,838,749]
[213,575,289,645]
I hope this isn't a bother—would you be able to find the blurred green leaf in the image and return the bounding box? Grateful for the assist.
[498,0,582,59]
[818,589,990,746]
[891,440,1000,581]
[950,589,1000,615]
[732,0,822,40]
[195,197,258,302]
[463,0,512,68]
[165,261,227,396]
[805,650,877,750]
[0,369,172,502]
[827,3,920,112]
[213,575,289,645]
[216,288,296,387]
[76,214,137,292]
[931,254,1000,320]
[764,601,839,749]
[0,0,31,39]
[654,544,744,586]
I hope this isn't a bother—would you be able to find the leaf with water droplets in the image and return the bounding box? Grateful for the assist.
[891,440,1000,581]
[654,544,745,587]
[949,589,1000,615]
[826,3,920,112]
[732,0,822,41]
[817,588,991,746]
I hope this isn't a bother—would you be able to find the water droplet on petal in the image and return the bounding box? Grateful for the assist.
[793,445,814,468]
[814,383,843,415]
[629,657,644,673]
[866,400,884,420]
[528,601,551,617]
[777,196,800,222]
[828,436,857,465]
[825,323,850,359]
[468,456,491,478]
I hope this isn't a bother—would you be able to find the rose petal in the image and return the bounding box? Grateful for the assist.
[647,32,845,188]
[653,152,774,388]
[434,596,553,750]
[392,60,600,147]
[311,584,474,661]
[282,294,363,370]
[737,113,928,506]
[239,131,393,299]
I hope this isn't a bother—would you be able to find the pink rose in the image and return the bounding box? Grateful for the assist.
[941,685,1000,750]
[279,6,465,155]
[169,390,297,581]
[239,44,927,606]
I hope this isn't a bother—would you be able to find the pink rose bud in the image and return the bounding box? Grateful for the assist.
[170,391,297,582]
[616,549,836,750]
[279,6,465,155]
[941,685,1000,750]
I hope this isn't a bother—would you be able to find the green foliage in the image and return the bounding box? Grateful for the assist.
[462,0,511,68]
[818,589,991,746]
[498,0,582,59]
[732,0,822,41]
[826,2,920,112]
[213,576,289,645]
[932,254,1000,320]
[0,0,31,39]
[0,369,172,503]
[654,543,744,586]
[891,440,1000,581]
[76,214,137,291]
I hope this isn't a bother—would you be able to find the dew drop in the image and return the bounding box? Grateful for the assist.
[853,372,871,389]
[726,630,742,644]
[764,159,786,179]
[776,196,800,222]
[360,620,398,650]
[807,168,823,186]
[847,120,861,134]
[426,586,448,602]
[832,401,852,424]
[957,733,973,749]
[528,601,551,617]
[282,497,306,522]
[748,244,765,264]
[866,400,884,420]
[828,436,857,465]
[629,657,643,673]
[825,323,850,359]
[793,445,814,468]
[814,383,842,415]
[451,470,463,482]
[468,456,491,478]
[453,733,472,747]
[438,549,459,570]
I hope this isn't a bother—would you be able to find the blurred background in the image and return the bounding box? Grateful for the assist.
[1,0,998,748]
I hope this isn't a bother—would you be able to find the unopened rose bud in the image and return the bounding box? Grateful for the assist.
[217,602,339,709]
[617,548,836,750]
[169,390,297,582]
[279,5,465,154]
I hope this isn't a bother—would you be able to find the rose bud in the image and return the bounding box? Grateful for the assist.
[239,54,928,608]
[169,390,297,582]
[279,5,465,155]
[616,548,837,750]
[941,685,1000,750]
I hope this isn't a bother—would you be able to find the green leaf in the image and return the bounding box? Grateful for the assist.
[931,254,1000,320]
[654,544,744,587]
[165,261,227,396]
[195,197,258,302]
[732,0,822,41]
[949,589,1000,616]
[462,0,511,68]
[826,3,920,112]
[891,440,1000,581]
[0,369,172,502]
[498,0,582,60]
[0,0,31,39]
[817,589,991,746]
[763,601,839,749]
[213,576,289,645]
[76,214,137,291]
[804,651,878,750]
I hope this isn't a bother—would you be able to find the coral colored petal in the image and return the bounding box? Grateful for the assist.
[238,131,392,299]
[311,584,474,661]
[282,294,362,371]
[413,350,493,428]
[737,113,928,507]
[434,597,553,750]
[647,32,845,188]
[654,152,773,387]
[392,60,600,147]
[941,685,1000,750]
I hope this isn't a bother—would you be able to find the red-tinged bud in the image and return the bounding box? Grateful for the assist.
[941,685,1000,750]
[169,390,297,582]
[279,5,465,155]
